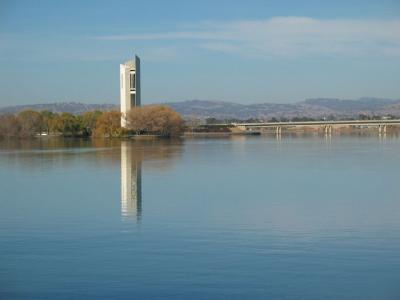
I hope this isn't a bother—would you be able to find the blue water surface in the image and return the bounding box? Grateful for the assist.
[1,135,400,299]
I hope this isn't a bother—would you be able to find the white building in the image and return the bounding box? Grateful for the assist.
[120,55,141,127]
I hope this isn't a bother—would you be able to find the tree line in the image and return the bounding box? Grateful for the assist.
[125,105,183,137]
[0,105,184,138]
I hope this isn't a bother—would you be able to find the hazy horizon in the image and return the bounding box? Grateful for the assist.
[1,0,400,106]
[2,96,400,110]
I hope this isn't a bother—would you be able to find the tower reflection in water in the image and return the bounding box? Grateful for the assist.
[120,138,183,221]
[121,141,142,220]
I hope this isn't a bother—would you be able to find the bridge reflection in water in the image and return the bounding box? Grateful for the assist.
[121,141,142,220]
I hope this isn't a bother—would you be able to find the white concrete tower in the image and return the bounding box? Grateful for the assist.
[120,55,141,127]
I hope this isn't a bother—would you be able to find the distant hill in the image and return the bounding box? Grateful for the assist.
[0,102,117,115]
[303,98,399,113]
[1,98,400,119]
[166,97,400,119]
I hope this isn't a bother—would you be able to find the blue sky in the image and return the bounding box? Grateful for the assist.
[0,0,399,106]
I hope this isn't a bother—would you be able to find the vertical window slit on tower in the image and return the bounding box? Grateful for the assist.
[130,73,135,90]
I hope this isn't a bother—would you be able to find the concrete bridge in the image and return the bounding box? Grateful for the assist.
[211,119,400,135]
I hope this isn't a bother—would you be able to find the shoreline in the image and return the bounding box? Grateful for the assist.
[1,127,399,141]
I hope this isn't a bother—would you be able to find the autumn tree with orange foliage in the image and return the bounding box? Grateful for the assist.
[126,105,184,137]
[93,111,122,137]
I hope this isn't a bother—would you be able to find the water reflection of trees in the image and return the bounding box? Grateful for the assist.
[0,138,121,171]
[0,138,183,170]
[0,137,184,221]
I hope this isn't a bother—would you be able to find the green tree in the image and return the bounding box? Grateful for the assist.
[40,110,55,134]
[81,111,103,136]
[359,113,370,120]
[52,112,80,136]
[269,117,279,122]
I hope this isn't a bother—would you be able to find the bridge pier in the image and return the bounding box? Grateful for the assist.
[275,126,282,140]
[378,124,387,137]
[324,125,332,135]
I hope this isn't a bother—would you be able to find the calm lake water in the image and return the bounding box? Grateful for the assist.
[1,134,400,299]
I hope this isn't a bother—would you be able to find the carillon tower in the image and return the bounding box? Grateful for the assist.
[120,55,141,127]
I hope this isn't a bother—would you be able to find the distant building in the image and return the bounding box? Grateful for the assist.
[120,55,141,127]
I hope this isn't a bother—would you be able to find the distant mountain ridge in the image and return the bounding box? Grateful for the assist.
[0,102,117,115]
[1,98,400,119]
[166,97,400,119]
[303,98,399,112]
